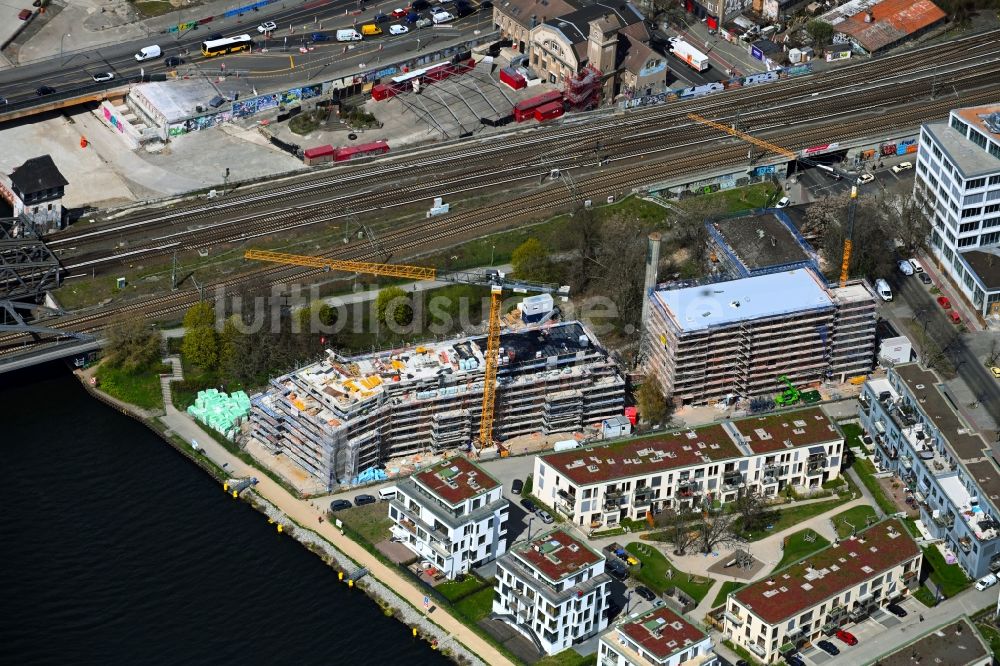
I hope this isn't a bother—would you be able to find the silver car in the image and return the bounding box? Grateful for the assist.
[538,510,554,524]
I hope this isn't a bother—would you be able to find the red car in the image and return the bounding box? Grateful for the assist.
[949,310,962,325]
[937,295,952,309]
[836,629,858,646]
[391,7,408,17]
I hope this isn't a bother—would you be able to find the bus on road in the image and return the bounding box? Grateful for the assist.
[201,35,253,57]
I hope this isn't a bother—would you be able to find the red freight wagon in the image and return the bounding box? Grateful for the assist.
[371,83,398,101]
[303,144,336,165]
[533,100,565,122]
[499,67,526,90]
[513,90,563,122]
[332,141,390,161]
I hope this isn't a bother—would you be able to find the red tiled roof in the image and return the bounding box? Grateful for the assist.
[618,606,707,660]
[413,457,500,506]
[733,407,841,454]
[835,0,945,52]
[733,519,920,624]
[512,529,602,582]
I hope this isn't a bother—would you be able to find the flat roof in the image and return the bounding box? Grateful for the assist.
[653,269,833,333]
[819,0,945,51]
[923,120,1000,179]
[955,104,1000,140]
[412,457,500,506]
[966,460,1000,508]
[734,519,920,624]
[732,408,842,455]
[894,364,987,462]
[510,529,602,583]
[541,407,840,485]
[709,213,813,273]
[960,250,1000,291]
[616,606,707,661]
[866,617,989,666]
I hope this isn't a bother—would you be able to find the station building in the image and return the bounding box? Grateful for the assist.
[532,406,844,530]
[388,457,508,579]
[493,528,611,655]
[248,321,625,490]
[598,605,717,666]
[723,518,921,664]
[914,104,1000,318]
[859,363,1000,578]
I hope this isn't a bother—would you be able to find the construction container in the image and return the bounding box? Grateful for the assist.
[520,293,553,323]
[513,90,563,122]
[499,67,526,90]
[303,144,336,165]
[371,84,398,101]
[533,100,565,122]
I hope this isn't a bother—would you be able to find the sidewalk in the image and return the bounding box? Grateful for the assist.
[918,250,984,332]
[154,359,515,666]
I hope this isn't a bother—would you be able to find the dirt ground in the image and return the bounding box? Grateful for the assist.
[878,474,920,519]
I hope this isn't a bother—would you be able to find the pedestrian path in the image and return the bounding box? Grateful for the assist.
[160,355,183,409]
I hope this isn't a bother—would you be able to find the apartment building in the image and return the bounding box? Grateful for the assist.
[249,321,625,490]
[494,528,611,655]
[865,617,991,666]
[724,518,921,664]
[859,363,1000,578]
[598,605,717,666]
[388,457,508,579]
[533,406,844,530]
[914,104,1000,318]
[644,268,876,406]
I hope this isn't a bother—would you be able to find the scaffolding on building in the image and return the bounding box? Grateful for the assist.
[563,65,602,112]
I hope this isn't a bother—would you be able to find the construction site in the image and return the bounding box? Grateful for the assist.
[248,320,625,490]
[642,210,878,406]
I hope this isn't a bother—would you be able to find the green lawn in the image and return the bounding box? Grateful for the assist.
[437,575,489,602]
[743,499,843,541]
[95,361,167,411]
[913,585,937,607]
[976,619,1000,662]
[922,545,971,597]
[854,458,899,515]
[330,500,394,545]
[712,581,745,608]
[832,505,879,538]
[131,0,176,18]
[776,529,831,570]
[535,650,598,666]
[625,542,714,602]
[840,422,869,454]
[676,182,782,213]
[452,586,495,623]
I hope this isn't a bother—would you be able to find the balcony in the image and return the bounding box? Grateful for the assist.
[806,462,825,476]
[723,472,743,491]
[634,489,653,507]
[604,489,628,511]
[723,610,743,627]
[747,642,767,658]
[931,511,955,529]
[677,481,701,497]
[959,536,973,554]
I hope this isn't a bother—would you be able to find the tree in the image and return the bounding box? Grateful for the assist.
[182,325,219,370]
[653,508,699,555]
[807,20,834,44]
[511,238,556,282]
[636,376,672,425]
[183,301,215,329]
[104,314,161,371]
[567,207,602,292]
[592,216,649,330]
[694,508,743,555]
[732,490,769,535]
[375,286,413,327]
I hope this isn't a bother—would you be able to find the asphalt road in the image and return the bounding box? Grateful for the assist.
[0,1,492,103]
[889,270,1000,434]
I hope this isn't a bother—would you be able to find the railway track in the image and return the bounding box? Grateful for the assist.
[48,29,1000,254]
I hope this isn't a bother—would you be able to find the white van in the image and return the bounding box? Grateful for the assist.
[336,28,363,42]
[876,278,893,302]
[134,44,162,61]
[432,10,455,23]
[378,486,398,501]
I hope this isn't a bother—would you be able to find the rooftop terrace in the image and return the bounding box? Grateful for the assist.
[615,605,707,661]
[733,518,920,624]
[413,457,501,506]
[509,528,602,583]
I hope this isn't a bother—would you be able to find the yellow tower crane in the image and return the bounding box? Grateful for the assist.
[688,113,864,288]
[243,249,569,451]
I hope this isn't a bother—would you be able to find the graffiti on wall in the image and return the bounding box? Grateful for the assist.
[103,105,126,134]
[232,93,280,118]
[169,111,233,137]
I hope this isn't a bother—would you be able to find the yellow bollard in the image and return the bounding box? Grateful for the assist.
[223,483,229,492]
[232,490,238,498]
[412,627,417,637]
[338,571,344,581]
[268,518,274,524]
[277,524,283,533]
[348,579,354,588]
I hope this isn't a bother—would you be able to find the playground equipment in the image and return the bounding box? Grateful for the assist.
[774,375,801,406]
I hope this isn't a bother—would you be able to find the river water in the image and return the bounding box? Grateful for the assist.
[0,363,449,665]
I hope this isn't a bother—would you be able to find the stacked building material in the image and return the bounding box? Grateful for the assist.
[187,389,251,440]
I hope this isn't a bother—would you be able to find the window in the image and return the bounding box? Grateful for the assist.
[932,143,942,159]
[965,193,984,205]
[990,175,1000,186]
[985,217,1000,229]
[960,221,980,233]
[962,208,982,219]
[987,204,1000,214]
[970,130,988,150]
[951,116,968,135]
[981,231,1000,246]
[991,143,1000,160]
[968,177,987,189]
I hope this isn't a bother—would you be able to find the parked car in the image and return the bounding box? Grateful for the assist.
[607,564,629,582]
[785,655,806,666]
[330,499,352,511]
[919,272,932,284]
[354,494,377,506]
[898,259,914,276]
[511,479,524,495]
[892,161,914,173]
[886,602,908,617]
[937,295,952,309]
[537,510,554,524]
[391,7,408,17]
[776,196,791,208]
[857,172,875,184]
[635,585,656,601]
[406,10,420,22]
[311,32,331,42]
[164,56,182,67]
[991,366,1000,379]
[91,71,114,82]
[520,498,537,513]
[909,257,924,272]
[411,0,430,8]
[416,17,433,27]
[257,20,277,33]
[389,24,409,34]
[817,640,840,656]
[949,310,962,325]
[836,629,858,645]
[35,85,56,96]
[976,573,998,591]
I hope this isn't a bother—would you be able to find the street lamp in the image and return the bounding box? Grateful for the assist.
[60,33,71,66]
[526,515,536,541]
[624,589,633,615]
[490,243,496,266]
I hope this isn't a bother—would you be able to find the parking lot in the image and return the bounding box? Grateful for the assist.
[796,597,921,665]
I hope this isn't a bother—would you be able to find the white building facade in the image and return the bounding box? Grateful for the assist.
[493,528,611,655]
[389,457,509,579]
[599,605,717,666]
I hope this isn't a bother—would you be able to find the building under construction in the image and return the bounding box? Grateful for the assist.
[642,211,877,406]
[249,321,625,490]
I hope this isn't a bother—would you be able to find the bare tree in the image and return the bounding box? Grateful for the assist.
[695,508,743,555]
[732,489,769,535]
[654,508,700,556]
[593,215,649,329]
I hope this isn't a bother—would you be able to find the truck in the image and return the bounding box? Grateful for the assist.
[669,38,709,72]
